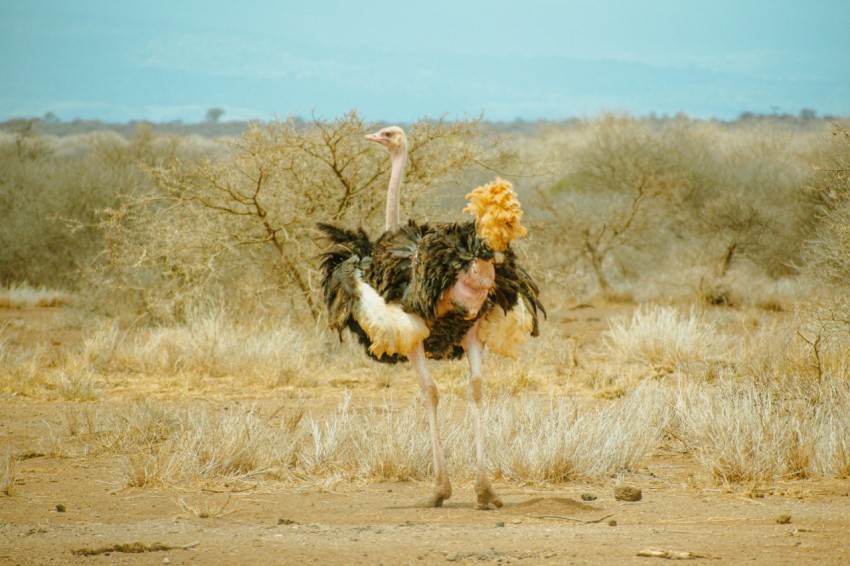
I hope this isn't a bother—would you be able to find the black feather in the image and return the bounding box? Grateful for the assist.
[316,219,544,361]
[316,222,404,364]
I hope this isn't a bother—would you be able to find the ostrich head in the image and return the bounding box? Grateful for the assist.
[365,126,407,155]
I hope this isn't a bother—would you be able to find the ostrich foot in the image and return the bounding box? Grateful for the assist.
[475,475,503,510]
[415,483,452,508]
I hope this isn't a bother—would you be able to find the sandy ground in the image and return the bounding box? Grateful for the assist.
[1,307,849,565]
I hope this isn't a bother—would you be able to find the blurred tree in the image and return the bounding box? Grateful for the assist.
[806,125,850,289]
[205,107,225,124]
[799,124,850,376]
[547,115,684,296]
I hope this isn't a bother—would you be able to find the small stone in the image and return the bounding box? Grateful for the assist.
[277,518,298,525]
[55,504,66,513]
[607,519,618,527]
[777,514,792,524]
[495,522,505,528]
[580,492,597,501]
[163,558,171,565]
[614,486,642,502]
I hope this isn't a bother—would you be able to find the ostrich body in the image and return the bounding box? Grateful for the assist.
[318,126,544,509]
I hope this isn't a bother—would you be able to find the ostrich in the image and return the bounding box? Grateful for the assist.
[317,126,544,509]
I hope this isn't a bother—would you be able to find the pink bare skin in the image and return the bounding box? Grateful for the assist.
[437,259,495,318]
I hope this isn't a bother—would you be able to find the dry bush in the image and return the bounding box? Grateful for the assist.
[542,115,688,296]
[77,304,329,385]
[87,112,496,324]
[126,405,298,488]
[177,495,236,519]
[0,113,834,313]
[604,305,731,371]
[642,306,850,482]
[54,369,100,401]
[486,384,669,482]
[686,121,821,280]
[1,448,17,496]
[533,115,826,302]
[0,123,186,288]
[253,387,666,484]
[800,123,850,364]
[731,313,818,381]
[33,371,850,488]
[794,299,850,381]
[603,302,845,384]
[806,125,850,287]
[670,377,850,482]
[0,283,72,309]
[0,334,59,397]
[55,389,667,490]
[103,402,304,488]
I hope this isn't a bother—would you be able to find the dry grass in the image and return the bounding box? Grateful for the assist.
[5,291,850,492]
[0,341,67,398]
[27,386,628,488]
[6,294,849,491]
[78,306,326,386]
[1,305,331,396]
[1,448,17,496]
[115,403,301,489]
[486,383,669,482]
[604,305,731,371]
[0,283,72,309]
[177,494,236,518]
[37,374,846,491]
[670,377,850,482]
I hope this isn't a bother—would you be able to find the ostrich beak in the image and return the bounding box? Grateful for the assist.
[364,132,381,143]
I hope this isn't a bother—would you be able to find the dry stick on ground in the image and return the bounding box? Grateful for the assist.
[534,513,615,524]
[71,541,199,556]
[636,548,719,560]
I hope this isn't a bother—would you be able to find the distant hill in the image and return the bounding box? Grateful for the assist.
[0,111,844,139]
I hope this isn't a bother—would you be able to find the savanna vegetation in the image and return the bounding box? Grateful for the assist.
[1,110,849,493]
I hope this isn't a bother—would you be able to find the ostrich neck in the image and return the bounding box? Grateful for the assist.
[385,149,406,232]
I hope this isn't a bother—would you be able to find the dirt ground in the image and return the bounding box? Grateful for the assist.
[2,307,849,565]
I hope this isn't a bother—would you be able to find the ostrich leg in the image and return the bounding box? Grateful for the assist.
[409,343,452,507]
[463,328,503,510]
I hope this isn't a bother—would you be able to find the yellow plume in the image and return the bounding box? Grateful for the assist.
[463,178,526,251]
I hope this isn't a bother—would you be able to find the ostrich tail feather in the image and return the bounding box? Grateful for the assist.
[478,297,534,359]
[353,275,430,358]
[463,178,526,251]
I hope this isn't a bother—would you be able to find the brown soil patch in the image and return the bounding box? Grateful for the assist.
[502,496,595,514]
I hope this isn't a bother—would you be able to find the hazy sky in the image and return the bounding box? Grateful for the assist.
[1,0,848,123]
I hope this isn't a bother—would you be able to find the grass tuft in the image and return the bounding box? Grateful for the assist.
[605,305,730,371]
[1,449,17,496]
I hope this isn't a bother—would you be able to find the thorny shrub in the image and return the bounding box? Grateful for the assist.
[85,112,497,323]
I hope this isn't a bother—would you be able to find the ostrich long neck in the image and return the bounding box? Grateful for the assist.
[385,147,406,232]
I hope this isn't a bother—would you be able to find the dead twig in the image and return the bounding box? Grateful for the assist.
[658,516,751,525]
[637,548,718,560]
[71,541,199,556]
[534,513,614,524]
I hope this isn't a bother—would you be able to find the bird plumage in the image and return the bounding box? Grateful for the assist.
[317,218,544,361]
